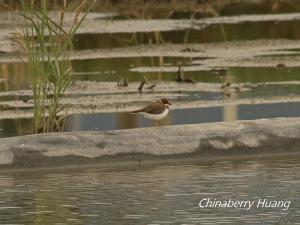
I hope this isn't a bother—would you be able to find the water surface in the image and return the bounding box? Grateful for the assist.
[73,20,300,49]
[2,102,300,138]
[0,158,299,224]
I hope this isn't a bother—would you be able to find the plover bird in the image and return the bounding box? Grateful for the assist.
[131,98,171,125]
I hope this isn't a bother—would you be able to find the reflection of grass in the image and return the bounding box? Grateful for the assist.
[72,56,300,83]
[0,63,28,91]
[229,67,300,82]
[12,0,94,133]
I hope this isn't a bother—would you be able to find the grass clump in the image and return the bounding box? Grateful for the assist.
[12,0,94,133]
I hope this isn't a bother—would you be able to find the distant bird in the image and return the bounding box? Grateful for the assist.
[117,78,128,87]
[247,84,257,92]
[131,98,171,125]
[224,91,231,98]
[176,63,184,82]
[275,63,286,69]
[138,80,146,92]
[20,96,31,103]
[180,47,202,53]
[221,82,231,89]
[183,77,196,83]
[211,68,227,76]
[176,65,196,83]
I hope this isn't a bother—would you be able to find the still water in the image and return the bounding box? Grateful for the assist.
[0,158,299,224]
[1,101,300,138]
[73,20,300,50]
[2,58,300,92]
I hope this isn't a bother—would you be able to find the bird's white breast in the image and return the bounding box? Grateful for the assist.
[140,108,169,121]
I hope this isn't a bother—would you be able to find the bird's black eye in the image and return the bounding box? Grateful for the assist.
[161,98,167,104]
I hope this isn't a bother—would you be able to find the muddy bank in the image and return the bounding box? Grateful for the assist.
[2,39,300,70]
[1,80,300,119]
[2,12,300,34]
[0,117,299,169]
[2,12,300,55]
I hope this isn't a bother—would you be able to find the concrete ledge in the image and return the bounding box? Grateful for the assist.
[1,117,300,169]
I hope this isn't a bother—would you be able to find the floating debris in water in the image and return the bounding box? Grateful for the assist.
[146,84,156,90]
[180,47,203,53]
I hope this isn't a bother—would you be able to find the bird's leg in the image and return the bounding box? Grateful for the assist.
[153,120,158,127]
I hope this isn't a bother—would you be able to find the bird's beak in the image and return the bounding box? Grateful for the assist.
[168,102,172,105]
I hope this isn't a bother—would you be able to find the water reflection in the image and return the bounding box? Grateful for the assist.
[1,101,300,138]
[0,62,28,91]
[117,112,138,129]
[223,104,238,122]
[63,101,300,133]
[62,103,300,130]
[0,118,32,137]
[2,59,300,92]
[222,71,238,122]
[0,159,299,224]
[73,20,300,50]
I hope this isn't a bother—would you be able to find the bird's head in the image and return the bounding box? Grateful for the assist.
[160,98,172,106]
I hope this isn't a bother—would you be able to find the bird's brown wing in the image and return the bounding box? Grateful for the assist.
[132,102,165,114]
